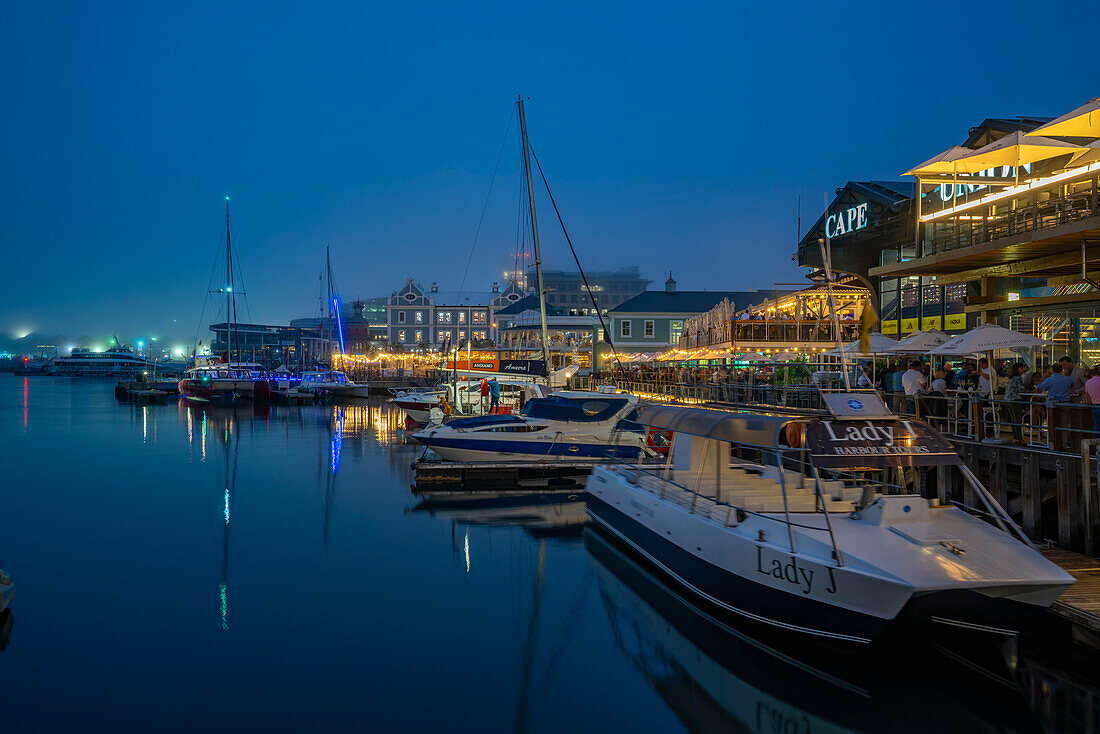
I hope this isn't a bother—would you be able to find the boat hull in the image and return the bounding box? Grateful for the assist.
[414,432,644,462]
[179,378,268,402]
[585,467,1072,643]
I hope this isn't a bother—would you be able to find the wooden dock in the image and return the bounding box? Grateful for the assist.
[1043,547,1100,647]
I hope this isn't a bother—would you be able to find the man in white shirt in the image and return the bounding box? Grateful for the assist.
[901,360,927,415]
[1059,356,1086,394]
[978,357,997,396]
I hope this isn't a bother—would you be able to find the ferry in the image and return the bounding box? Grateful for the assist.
[584,391,1074,643]
[412,389,655,461]
[50,346,155,376]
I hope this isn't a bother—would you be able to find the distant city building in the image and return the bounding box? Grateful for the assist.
[527,266,652,315]
[608,274,790,352]
[386,278,526,348]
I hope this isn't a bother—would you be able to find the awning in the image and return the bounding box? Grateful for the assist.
[825,333,899,357]
[945,131,1080,173]
[888,329,952,354]
[631,403,797,447]
[903,145,974,176]
[1025,97,1100,139]
[928,323,1052,355]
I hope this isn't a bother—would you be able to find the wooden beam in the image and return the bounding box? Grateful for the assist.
[1048,270,1100,287]
[936,248,1100,285]
[964,291,1100,313]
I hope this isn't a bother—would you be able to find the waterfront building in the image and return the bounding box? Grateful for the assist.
[208,322,322,366]
[529,265,652,315]
[386,278,526,349]
[613,275,787,352]
[866,102,1100,364]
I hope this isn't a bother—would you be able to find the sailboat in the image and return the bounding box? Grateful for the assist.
[299,247,369,399]
[179,198,271,403]
[412,98,638,459]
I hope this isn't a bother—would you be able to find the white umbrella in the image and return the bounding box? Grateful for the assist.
[825,332,899,357]
[929,323,1052,356]
[737,351,769,361]
[889,329,952,354]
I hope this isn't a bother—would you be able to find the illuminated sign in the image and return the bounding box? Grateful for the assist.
[1007,292,1020,301]
[945,313,966,331]
[921,316,942,331]
[825,202,869,238]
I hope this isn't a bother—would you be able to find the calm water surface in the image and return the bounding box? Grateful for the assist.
[0,376,1093,732]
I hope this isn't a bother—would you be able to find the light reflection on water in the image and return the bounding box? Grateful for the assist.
[2,376,1098,732]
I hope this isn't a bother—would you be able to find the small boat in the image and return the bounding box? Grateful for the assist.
[299,369,369,399]
[412,389,655,462]
[0,569,12,613]
[584,392,1074,643]
[389,387,447,425]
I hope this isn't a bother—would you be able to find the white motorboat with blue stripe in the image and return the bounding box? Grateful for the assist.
[585,391,1074,643]
[412,390,653,462]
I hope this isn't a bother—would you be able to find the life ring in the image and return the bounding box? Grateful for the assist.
[784,421,804,449]
[646,427,673,455]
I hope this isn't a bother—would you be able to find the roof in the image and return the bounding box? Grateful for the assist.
[428,291,496,306]
[494,295,565,316]
[963,116,1053,148]
[632,404,797,447]
[797,181,915,250]
[610,289,791,315]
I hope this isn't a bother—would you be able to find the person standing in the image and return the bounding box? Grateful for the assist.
[978,357,998,397]
[1004,362,1028,445]
[902,360,926,415]
[1084,366,1100,434]
[487,377,501,414]
[1038,363,1074,449]
[480,377,490,413]
[1059,356,1087,395]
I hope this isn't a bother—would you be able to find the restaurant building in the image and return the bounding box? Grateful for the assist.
[869,100,1100,364]
[385,278,526,349]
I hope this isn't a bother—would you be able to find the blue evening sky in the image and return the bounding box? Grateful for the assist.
[2,1,1096,344]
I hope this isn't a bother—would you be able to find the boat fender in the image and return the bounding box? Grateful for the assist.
[646,428,673,454]
[784,422,804,449]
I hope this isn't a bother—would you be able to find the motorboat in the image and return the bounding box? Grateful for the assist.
[412,390,656,462]
[389,387,447,425]
[51,346,155,376]
[0,569,12,613]
[299,370,369,399]
[584,391,1074,643]
[178,357,271,402]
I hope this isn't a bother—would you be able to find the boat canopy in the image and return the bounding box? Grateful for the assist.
[630,404,797,448]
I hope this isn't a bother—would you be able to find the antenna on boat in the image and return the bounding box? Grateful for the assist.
[516,95,552,380]
[819,192,851,391]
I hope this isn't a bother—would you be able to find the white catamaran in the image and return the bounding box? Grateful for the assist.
[584,392,1074,643]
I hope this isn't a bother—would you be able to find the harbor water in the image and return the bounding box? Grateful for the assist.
[1,375,1096,732]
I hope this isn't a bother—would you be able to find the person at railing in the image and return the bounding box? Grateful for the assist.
[902,360,927,415]
[1039,363,1074,448]
[1003,362,1028,445]
[1085,366,1100,433]
[1058,356,1087,396]
[856,366,873,389]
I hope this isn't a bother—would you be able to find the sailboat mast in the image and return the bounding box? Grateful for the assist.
[225,197,238,364]
[516,96,551,376]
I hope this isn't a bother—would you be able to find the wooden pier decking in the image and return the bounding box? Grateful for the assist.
[1043,548,1100,643]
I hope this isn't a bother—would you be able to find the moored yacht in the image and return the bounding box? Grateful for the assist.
[412,389,654,462]
[178,357,270,402]
[584,392,1074,643]
[299,369,369,399]
[51,346,155,376]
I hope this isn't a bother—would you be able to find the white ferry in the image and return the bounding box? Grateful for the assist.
[50,347,155,376]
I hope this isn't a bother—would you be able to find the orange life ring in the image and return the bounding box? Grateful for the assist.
[646,427,673,454]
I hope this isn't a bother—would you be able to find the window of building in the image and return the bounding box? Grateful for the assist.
[437,312,452,324]
[621,320,631,338]
[644,320,654,338]
[415,312,423,324]
[398,330,406,342]
[670,320,683,345]
[438,332,447,342]
[459,311,466,324]
[398,311,406,324]
[415,331,423,343]
[473,311,487,325]
[459,330,466,340]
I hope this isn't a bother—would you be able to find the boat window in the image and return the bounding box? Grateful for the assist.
[523,397,627,422]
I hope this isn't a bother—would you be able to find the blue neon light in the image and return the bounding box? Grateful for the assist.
[332,297,346,354]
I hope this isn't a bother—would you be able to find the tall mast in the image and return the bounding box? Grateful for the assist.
[516,96,551,377]
[225,196,238,364]
[326,246,332,360]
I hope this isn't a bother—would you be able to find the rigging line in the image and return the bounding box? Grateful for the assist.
[528,144,627,378]
[193,228,227,354]
[458,106,516,298]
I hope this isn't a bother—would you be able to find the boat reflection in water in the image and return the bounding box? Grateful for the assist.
[586,529,1045,734]
[412,489,587,541]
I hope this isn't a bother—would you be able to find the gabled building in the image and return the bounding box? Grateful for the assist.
[386,278,526,348]
[608,275,788,352]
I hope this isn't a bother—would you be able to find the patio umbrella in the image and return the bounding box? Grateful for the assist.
[1025,97,1100,139]
[903,145,974,176]
[889,329,952,354]
[825,332,899,357]
[947,132,1080,174]
[1068,139,1100,167]
[929,323,1052,356]
[737,351,769,362]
